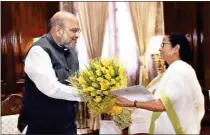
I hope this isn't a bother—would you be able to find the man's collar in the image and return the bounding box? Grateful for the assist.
[46,33,69,52]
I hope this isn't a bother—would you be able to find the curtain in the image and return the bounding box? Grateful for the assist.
[76,2,109,130]
[129,2,165,86]
[59,2,73,13]
[102,2,139,86]
[76,2,108,59]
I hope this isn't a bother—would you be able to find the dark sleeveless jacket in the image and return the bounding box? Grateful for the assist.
[18,33,79,134]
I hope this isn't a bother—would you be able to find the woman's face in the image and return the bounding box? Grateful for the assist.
[159,36,175,63]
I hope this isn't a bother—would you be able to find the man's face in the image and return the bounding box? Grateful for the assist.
[60,20,80,47]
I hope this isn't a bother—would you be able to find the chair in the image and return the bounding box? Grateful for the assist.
[1,94,23,134]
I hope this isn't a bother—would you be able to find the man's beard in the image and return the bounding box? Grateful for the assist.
[61,32,75,48]
[64,43,78,55]
[64,43,75,49]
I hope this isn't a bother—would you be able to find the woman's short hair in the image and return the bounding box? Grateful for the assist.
[166,32,193,64]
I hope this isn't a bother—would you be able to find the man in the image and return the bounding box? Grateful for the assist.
[18,11,82,134]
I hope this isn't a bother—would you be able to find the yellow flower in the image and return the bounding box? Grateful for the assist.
[111,106,123,116]
[82,88,88,92]
[103,91,109,95]
[119,67,124,74]
[81,84,88,89]
[94,63,101,70]
[88,71,94,76]
[111,86,117,90]
[119,73,124,79]
[92,82,99,88]
[87,86,95,91]
[97,77,103,82]
[120,79,127,86]
[105,69,110,75]
[100,83,109,90]
[96,90,102,95]
[105,74,111,80]
[100,84,107,90]
[103,60,110,67]
[83,69,89,75]
[90,76,96,81]
[108,66,113,70]
[110,69,115,77]
[79,82,86,86]
[104,80,110,86]
[96,69,102,76]
[101,67,106,73]
[100,80,110,90]
[78,76,87,84]
[94,96,102,103]
[113,60,119,68]
[90,91,97,97]
[116,77,120,81]
[111,79,116,85]
[116,83,120,88]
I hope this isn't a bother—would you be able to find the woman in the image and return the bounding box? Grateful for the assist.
[115,33,205,134]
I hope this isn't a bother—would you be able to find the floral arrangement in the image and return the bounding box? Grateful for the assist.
[68,58,131,129]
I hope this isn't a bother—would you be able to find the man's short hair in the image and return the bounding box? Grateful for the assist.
[48,19,64,31]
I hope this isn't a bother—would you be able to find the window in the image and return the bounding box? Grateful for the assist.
[102,2,139,85]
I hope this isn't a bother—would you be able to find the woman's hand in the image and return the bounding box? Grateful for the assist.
[115,96,134,107]
[114,95,166,111]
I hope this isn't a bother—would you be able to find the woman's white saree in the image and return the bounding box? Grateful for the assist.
[129,72,164,134]
[150,60,205,134]
[130,60,205,134]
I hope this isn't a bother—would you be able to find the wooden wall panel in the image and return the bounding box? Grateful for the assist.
[202,3,210,127]
[163,2,205,86]
[164,2,197,33]
[203,2,210,90]
[1,2,59,97]
[164,1,210,130]
[164,1,210,90]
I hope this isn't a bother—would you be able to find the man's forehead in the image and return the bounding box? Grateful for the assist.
[65,19,79,28]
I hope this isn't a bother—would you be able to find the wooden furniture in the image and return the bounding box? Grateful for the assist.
[1,93,92,134]
[1,94,23,116]
[1,94,23,134]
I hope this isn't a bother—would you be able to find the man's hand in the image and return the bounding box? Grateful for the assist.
[72,87,80,95]
[71,87,84,102]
